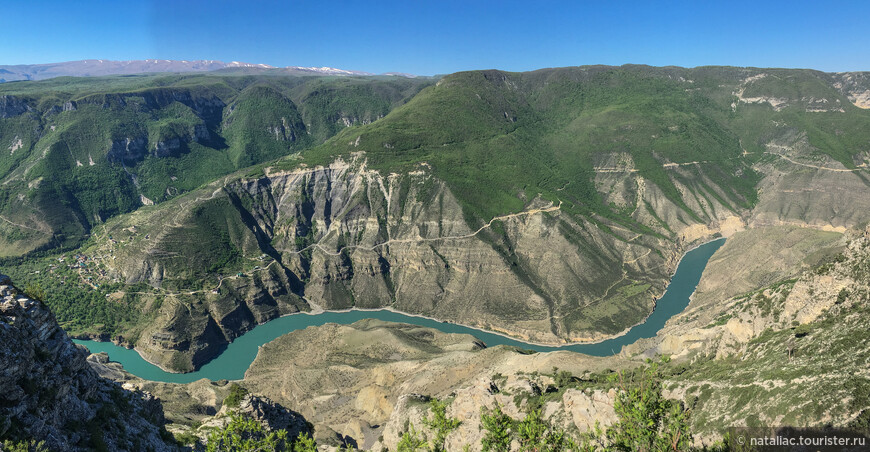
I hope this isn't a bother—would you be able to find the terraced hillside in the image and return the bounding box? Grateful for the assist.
[4,65,870,372]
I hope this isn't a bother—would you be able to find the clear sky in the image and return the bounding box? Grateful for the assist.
[2,0,868,75]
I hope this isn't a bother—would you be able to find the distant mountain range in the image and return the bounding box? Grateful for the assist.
[0,59,409,82]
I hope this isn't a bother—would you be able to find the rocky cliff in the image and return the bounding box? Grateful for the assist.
[0,274,174,451]
[98,129,869,371]
[94,155,683,371]
[78,127,870,372]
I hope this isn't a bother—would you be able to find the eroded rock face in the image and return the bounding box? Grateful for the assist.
[153,137,184,157]
[108,156,685,371]
[0,275,173,451]
[107,136,148,164]
[833,72,870,109]
[237,394,309,437]
[0,95,30,118]
[99,125,870,372]
[372,379,619,451]
[153,123,212,157]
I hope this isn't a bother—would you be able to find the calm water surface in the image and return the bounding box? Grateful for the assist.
[74,238,726,383]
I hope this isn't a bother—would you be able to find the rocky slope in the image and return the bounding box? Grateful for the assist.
[621,224,870,435]
[89,126,870,372]
[91,155,684,371]
[0,274,174,451]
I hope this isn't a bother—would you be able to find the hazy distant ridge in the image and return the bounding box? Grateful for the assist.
[0,59,384,82]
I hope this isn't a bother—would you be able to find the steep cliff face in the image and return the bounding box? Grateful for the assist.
[0,95,30,118]
[92,154,698,371]
[0,275,173,451]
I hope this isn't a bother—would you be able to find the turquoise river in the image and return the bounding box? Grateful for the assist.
[74,238,726,383]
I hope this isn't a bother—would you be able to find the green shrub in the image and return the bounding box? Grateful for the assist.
[205,414,289,451]
[554,368,575,388]
[422,399,461,451]
[0,440,50,452]
[223,383,249,409]
[480,405,514,452]
[606,361,692,452]
[172,430,200,447]
[396,424,427,452]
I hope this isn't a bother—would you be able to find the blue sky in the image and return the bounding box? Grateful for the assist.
[2,0,868,74]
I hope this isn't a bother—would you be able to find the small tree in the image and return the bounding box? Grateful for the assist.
[553,367,575,388]
[423,399,461,451]
[516,409,575,452]
[205,414,289,452]
[397,424,427,452]
[606,361,692,452]
[223,383,249,408]
[204,414,315,452]
[1,440,50,452]
[292,433,317,452]
[480,405,514,452]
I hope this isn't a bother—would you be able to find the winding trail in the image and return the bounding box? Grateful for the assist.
[0,214,43,232]
[106,201,564,298]
[765,144,868,172]
[280,201,563,257]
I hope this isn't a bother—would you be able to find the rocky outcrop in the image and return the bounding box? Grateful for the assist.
[237,394,309,435]
[0,275,174,451]
[107,136,148,164]
[153,123,212,157]
[183,394,311,447]
[267,117,297,142]
[78,88,226,123]
[832,72,870,109]
[0,95,30,118]
[153,137,185,158]
[373,383,618,452]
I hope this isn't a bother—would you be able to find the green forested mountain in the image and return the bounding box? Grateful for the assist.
[0,74,431,255]
[299,66,870,226]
